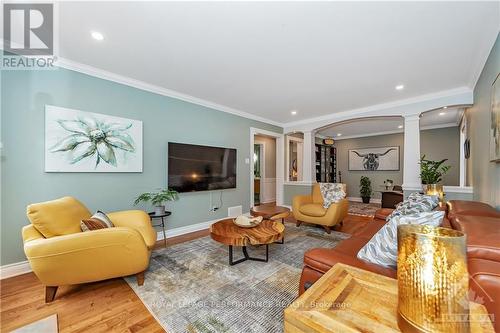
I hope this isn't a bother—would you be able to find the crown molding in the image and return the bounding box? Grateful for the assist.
[283,87,472,131]
[54,57,284,127]
[318,122,458,141]
[468,28,500,89]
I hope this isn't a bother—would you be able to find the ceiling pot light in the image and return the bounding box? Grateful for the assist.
[291,110,297,115]
[443,106,448,109]
[439,112,446,116]
[398,125,403,129]
[91,31,104,41]
[337,133,342,137]
[395,85,405,90]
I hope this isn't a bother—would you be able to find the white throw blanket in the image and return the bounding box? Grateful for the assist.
[319,183,346,208]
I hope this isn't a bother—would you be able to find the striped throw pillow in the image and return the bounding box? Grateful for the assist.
[81,211,114,231]
[357,210,444,268]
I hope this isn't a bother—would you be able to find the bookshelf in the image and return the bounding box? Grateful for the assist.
[315,144,337,183]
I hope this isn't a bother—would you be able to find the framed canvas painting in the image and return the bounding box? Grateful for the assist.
[490,73,500,162]
[348,146,400,171]
[45,105,143,172]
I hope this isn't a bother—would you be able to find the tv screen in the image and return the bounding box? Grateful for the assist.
[168,142,237,192]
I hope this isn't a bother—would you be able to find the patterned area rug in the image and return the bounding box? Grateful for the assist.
[348,201,381,217]
[125,224,349,333]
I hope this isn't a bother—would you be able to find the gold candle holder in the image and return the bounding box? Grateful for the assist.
[397,225,469,333]
[423,184,445,202]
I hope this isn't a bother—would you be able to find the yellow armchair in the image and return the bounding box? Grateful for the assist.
[292,183,349,233]
[22,197,156,302]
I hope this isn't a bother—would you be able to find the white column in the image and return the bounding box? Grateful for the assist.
[402,114,422,191]
[302,131,315,183]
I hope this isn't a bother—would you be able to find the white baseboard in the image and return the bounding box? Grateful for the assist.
[0,260,32,279]
[156,212,250,240]
[347,196,382,204]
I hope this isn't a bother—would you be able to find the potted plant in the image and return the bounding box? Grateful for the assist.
[359,176,372,203]
[134,188,179,215]
[420,155,451,199]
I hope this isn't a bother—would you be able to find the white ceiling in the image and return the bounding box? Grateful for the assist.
[30,2,500,124]
[317,108,463,139]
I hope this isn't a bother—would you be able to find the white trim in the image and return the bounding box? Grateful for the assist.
[443,186,473,194]
[55,58,283,127]
[285,87,472,132]
[326,122,459,141]
[468,28,500,89]
[250,127,284,207]
[347,197,382,204]
[283,181,315,186]
[0,260,32,279]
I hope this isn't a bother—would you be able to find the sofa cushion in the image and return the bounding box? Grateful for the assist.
[299,204,327,217]
[386,192,439,221]
[303,248,396,278]
[357,210,444,268]
[27,196,91,238]
[352,219,387,239]
[453,215,500,262]
[447,200,500,219]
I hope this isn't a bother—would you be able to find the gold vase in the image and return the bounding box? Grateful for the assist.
[397,224,469,333]
[423,184,445,202]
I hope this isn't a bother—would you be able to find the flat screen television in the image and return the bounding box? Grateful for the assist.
[168,142,237,192]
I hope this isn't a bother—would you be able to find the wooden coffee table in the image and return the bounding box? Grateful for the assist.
[250,205,290,219]
[210,218,285,266]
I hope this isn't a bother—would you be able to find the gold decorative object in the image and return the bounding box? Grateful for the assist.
[423,184,445,201]
[323,137,335,145]
[397,225,469,333]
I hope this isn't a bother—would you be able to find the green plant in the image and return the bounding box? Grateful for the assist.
[419,155,451,184]
[359,176,372,197]
[134,188,179,206]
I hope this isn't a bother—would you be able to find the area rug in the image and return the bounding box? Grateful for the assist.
[348,201,381,217]
[125,224,349,333]
[12,314,58,333]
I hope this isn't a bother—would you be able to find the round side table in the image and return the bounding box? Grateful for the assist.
[148,211,171,248]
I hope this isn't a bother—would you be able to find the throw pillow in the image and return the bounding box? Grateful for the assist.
[386,192,439,221]
[81,210,114,232]
[319,183,346,208]
[357,210,444,268]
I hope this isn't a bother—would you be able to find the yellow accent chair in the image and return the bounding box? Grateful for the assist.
[22,196,156,302]
[292,183,349,233]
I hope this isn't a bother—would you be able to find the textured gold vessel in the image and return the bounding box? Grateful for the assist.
[423,184,445,201]
[397,225,469,333]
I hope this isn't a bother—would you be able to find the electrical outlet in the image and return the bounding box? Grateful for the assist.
[210,206,219,212]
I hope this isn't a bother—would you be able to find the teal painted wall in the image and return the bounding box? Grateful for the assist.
[466,33,500,209]
[1,68,282,265]
[283,184,313,206]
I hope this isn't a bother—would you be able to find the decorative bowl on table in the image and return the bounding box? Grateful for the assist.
[233,215,263,228]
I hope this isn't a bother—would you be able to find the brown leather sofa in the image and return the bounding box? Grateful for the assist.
[299,200,500,331]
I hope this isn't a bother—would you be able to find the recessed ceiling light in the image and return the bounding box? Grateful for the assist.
[91,31,104,41]
[398,125,403,129]
[337,133,342,137]
[395,84,405,91]
[443,106,448,109]
[291,110,297,115]
[439,112,446,116]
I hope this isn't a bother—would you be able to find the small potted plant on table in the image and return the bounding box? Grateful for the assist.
[360,176,372,204]
[134,188,179,215]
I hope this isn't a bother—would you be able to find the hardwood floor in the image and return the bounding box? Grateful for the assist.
[1,214,372,332]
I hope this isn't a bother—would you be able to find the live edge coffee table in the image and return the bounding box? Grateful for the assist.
[210,218,285,266]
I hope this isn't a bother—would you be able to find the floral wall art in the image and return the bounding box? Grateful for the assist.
[45,105,143,172]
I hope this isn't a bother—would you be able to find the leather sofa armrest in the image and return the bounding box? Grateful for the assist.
[107,210,157,249]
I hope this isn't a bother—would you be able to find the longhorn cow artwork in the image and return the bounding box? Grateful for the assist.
[348,146,400,171]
